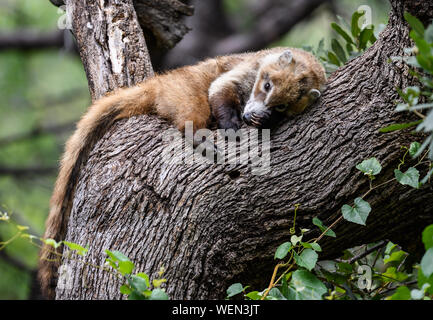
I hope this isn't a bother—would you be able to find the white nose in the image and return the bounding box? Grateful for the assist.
[243,100,267,116]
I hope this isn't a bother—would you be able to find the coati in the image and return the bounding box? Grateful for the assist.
[38,47,326,298]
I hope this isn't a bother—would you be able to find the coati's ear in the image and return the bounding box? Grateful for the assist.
[278,50,294,68]
[308,89,321,102]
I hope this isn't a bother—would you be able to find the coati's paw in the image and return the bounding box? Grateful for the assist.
[218,116,243,131]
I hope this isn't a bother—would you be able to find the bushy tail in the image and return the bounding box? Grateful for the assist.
[38,83,155,299]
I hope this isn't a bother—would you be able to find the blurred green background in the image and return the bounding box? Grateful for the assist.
[0,0,389,299]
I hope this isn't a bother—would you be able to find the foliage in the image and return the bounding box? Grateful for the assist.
[383,13,433,184]
[227,142,432,300]
[305,9,382,75]
[0,211,168,300]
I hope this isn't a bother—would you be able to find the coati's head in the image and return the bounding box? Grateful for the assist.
[242,49,322,128]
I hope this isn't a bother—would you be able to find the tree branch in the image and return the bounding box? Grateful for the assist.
[0,166,56,177]
[0,30,76,52]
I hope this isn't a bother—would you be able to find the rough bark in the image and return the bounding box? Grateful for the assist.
[50,0,193,55]
[54,0,433,300]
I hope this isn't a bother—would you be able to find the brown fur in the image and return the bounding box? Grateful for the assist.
[38,47,326,299]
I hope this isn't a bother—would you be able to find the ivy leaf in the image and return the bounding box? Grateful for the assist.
[129,274,149,292]
[275,242,292,260]
[149,288,169,300]
[118,261,134,276]
[226,283,246,298]
[152,278,167,288]
[265,288,287,300]
[421,248,433,278]
[409,142,421,158]
[301,242,322,252]
[388,286,411,300]
[382,267,409,282]
[245,291,261,300]
[422,225,433,250]
[384,250,407,265]
[291,235,303,246]
[341,198,371,225]
[289,270,327,300]
[394,167,420,189]
[63,241,88,256]
[356,157,382,176]
[43,238,62,249]
[312,217,336,237]
[119,284,132,295]
[294,249,318,271]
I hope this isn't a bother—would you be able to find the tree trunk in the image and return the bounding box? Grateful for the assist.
[54,0,433,299]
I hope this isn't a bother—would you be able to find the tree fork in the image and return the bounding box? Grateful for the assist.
[50,0,433,299]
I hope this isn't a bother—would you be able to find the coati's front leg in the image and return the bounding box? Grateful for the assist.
[208,69,251,131]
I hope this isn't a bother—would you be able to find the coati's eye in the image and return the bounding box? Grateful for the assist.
[264,82,271,91]
[274,104,287,112]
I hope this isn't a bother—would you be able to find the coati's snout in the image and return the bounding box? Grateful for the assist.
[242,100,272,128]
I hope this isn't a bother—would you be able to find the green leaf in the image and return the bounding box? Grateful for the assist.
[275,242,292,260]
[327,51,341,66]
[409,142,422,157]
[135,273,150,288]
[356,157,382,176]
[129,275,149,292]
[301,242,322,252]
[227,283,246,298]
[341,198,371,225]
[43,238,61,249]
[359,27,374,50]
[281,276,290,299]
[266,288,287,300]
[382,267,409,282]
[312,217,336,237]
[418,268,433,295]
[331,22,354,45]
[108,250,131,262]
[351,10,365,38]
[394,167,420,189]
[152,278,167,288]
[118,261,134,276]
[388,286,411,300]
[421,248,433,277]
[404,12,425,37]
[294,249,318,271]
[291,235,303,246]
[337,262,353,274]
[289,270,327,300]
[331,39,347,64]
[127,291,146,300]
[245,291,261,300]
[422,225,433,250]
[120,284,132,295]
[379,120,423,133]
[384,250,406,265]
[63,241,88,256]
[149,288,169,300]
